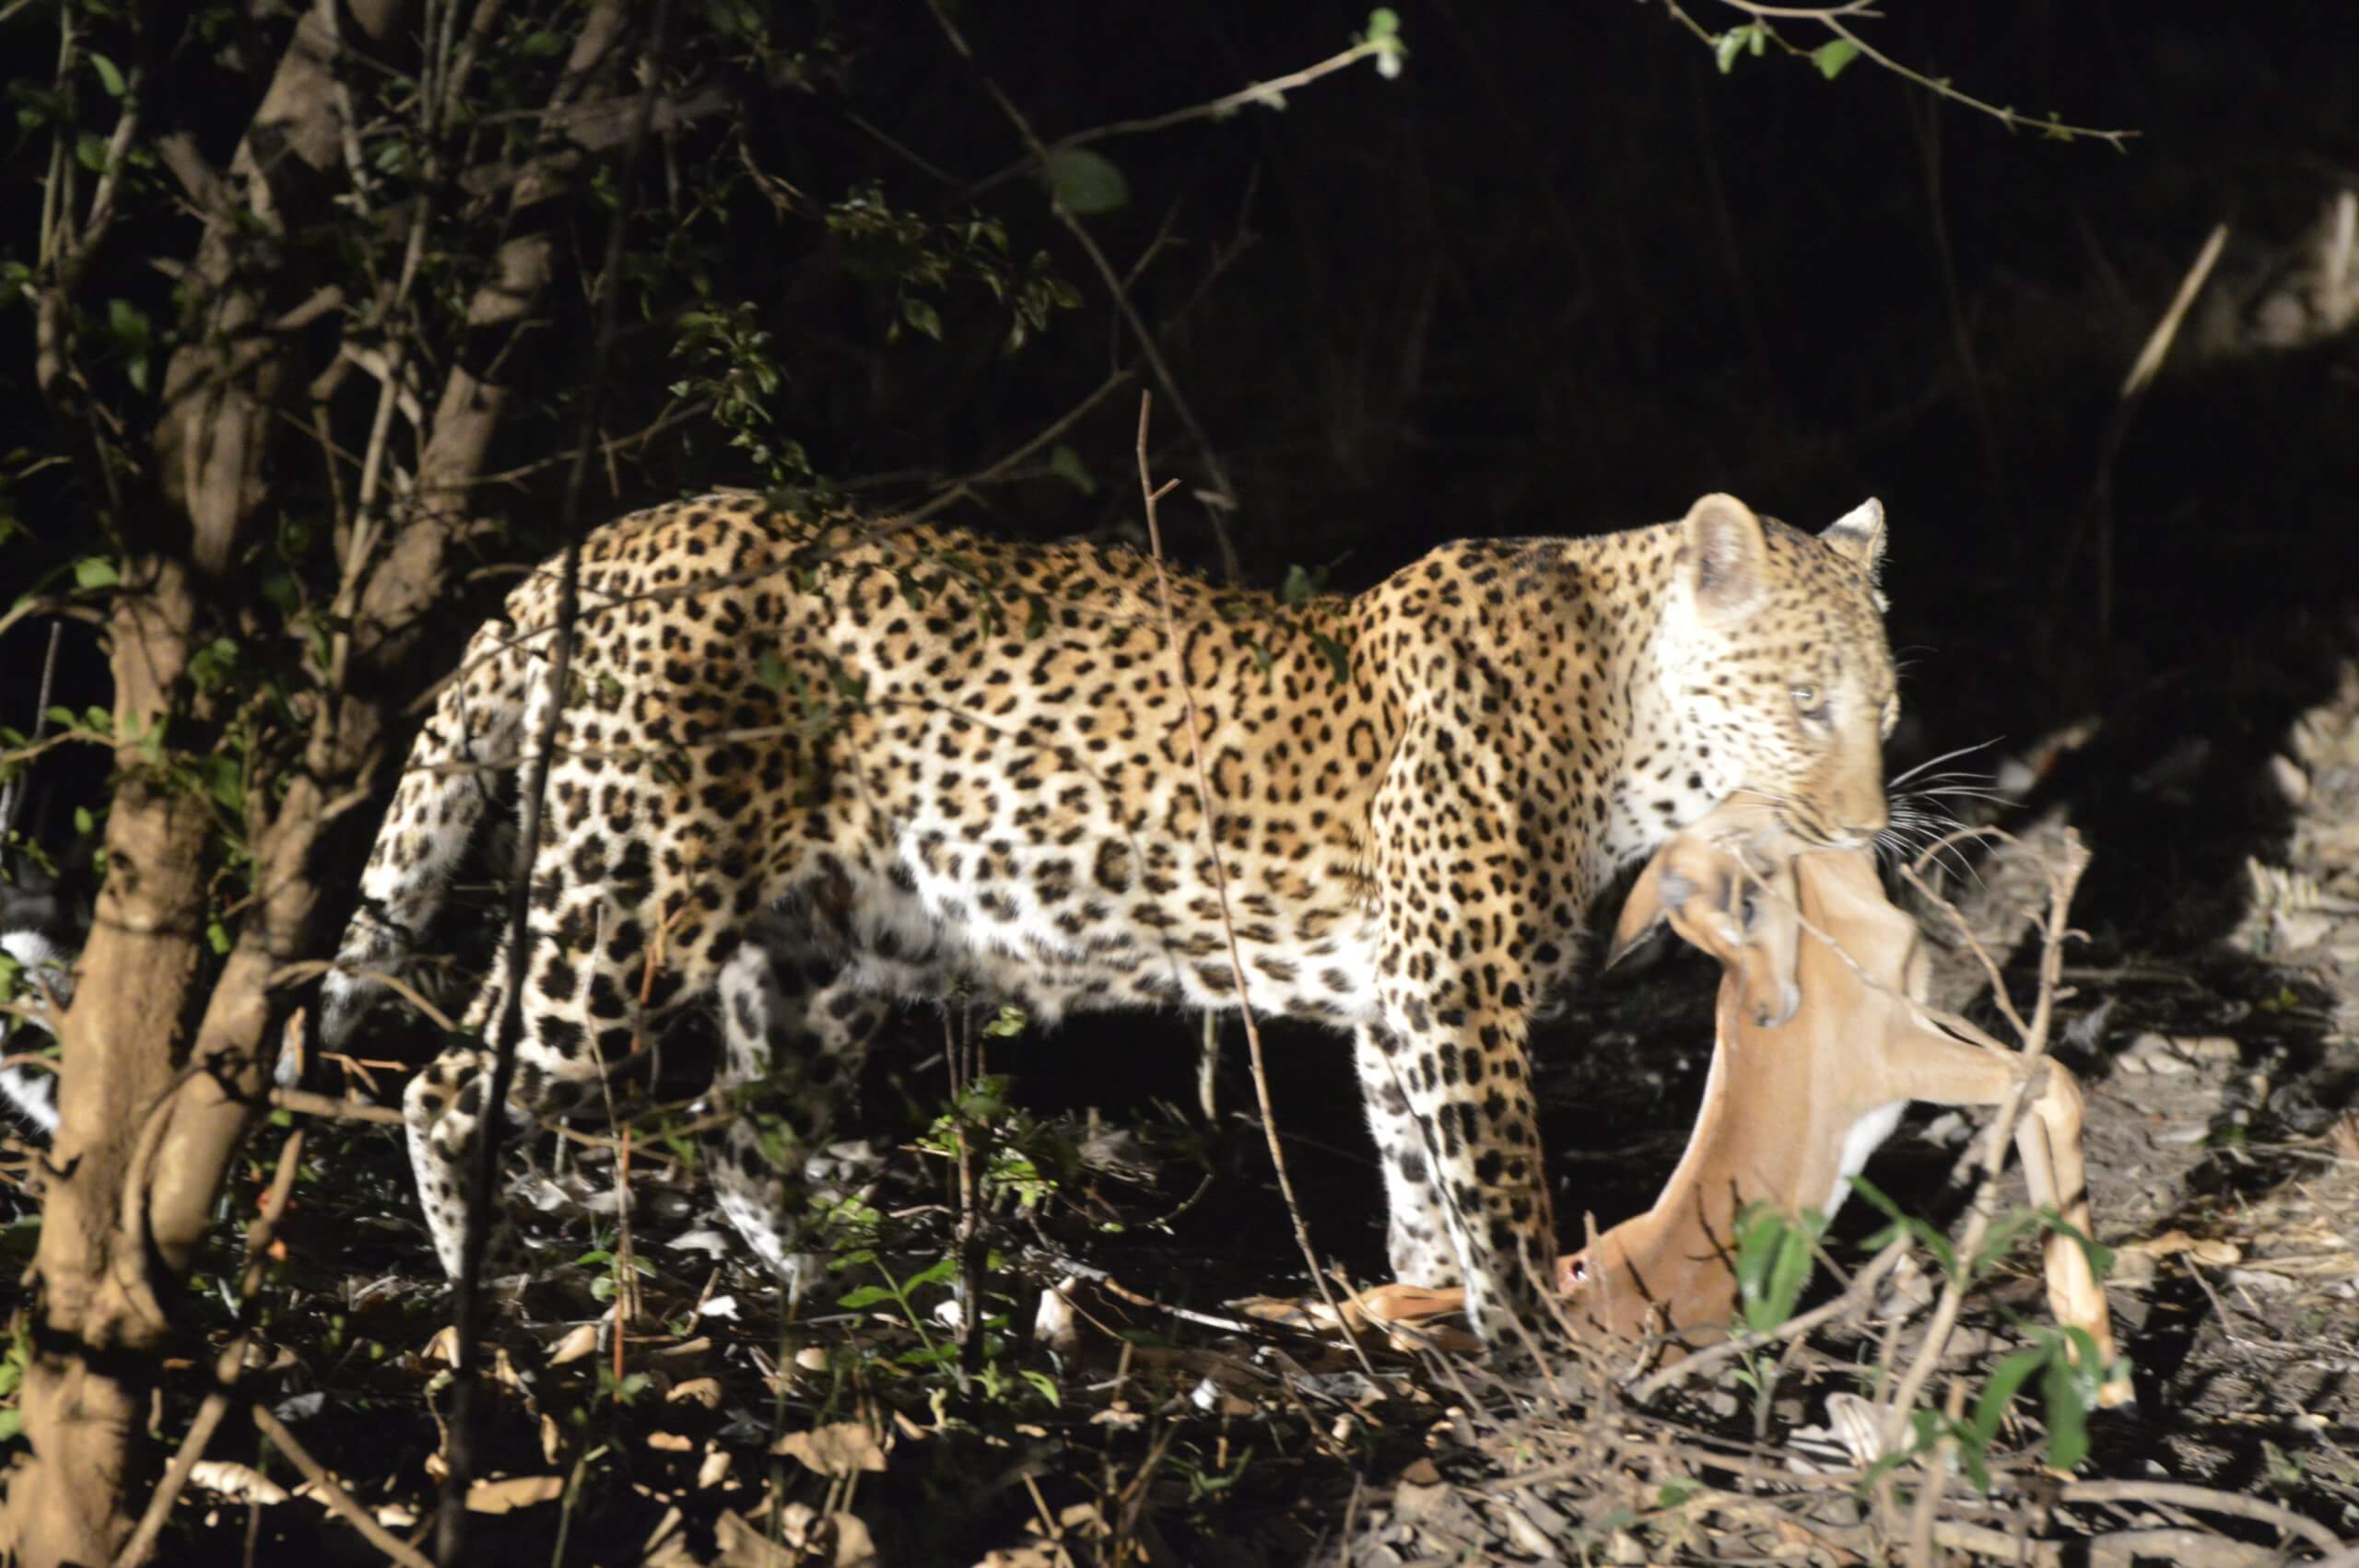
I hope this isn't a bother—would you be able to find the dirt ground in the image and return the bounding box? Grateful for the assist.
[6,633,2357,1566]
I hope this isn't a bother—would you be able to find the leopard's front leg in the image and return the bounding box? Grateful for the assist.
[1366,968,1559,1352]
[1362,702,1570,1351]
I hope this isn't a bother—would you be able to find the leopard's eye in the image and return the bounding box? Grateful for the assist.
[1791,685,1828,724]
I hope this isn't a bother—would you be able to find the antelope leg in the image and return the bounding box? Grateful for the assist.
[1879,1028,2130,1404]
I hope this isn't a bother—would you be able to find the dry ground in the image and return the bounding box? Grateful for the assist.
[12,648,2359,1567]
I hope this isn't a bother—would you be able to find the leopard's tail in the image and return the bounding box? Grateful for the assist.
[319,614,535,1047]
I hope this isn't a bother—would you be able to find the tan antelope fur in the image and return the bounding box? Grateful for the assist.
[1356,795,2126,1403]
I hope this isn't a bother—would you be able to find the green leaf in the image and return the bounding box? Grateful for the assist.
[837,1283,894,1310]
[1020,1369,1062,1406]
[1812,39,1860,79]
[1966,1344,2048,1457]
[1364,7,1400,40]
[1309,631,1353,686]
[905,1255,957,1291]
[1040,148,1129,216]
[899,295,943,342]
[521,30,568,57]
[88,52,126,99]
[1714,29,1746,75]
[75,131,109,172]
[1848,1175,1957,1276]
[1655,1478,1700,1510]
[73,557,120,589]
[205,919,231,956]
[1046,443,1096,497]
[1967,1207,2044,1279]
[898,1342,958,1366]
[2041,1352,2091,1471]
[1281,564,1328,605]
[1733,1202,1822,1333]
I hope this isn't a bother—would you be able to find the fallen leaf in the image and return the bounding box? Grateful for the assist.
[2118,1229,2242,1266]
[548,1322,601,1366]
[466,1474,565,1514]
[771,1422,887,1477]
[2225,1268,2299,1295]
[666,1376,723,1409]
[191,1461,289,1505]
[647,1432,694,1452]
[714,1504,880,1568]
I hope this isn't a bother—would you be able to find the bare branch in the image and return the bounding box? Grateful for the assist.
[1131,392,1379,1383]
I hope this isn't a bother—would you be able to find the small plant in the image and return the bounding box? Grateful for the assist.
[1848,1176,2130,1486]
[573,1243,655,1306]
[1726,1201,1827,1430]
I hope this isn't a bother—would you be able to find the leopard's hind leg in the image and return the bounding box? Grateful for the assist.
[405,889,659,1277]
[705,922,890,1300]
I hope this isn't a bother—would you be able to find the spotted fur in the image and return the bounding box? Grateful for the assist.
[321,489,1896,1345]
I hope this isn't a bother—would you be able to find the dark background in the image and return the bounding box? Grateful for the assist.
[5,0,2356,1259]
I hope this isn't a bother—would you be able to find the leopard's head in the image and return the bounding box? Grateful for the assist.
[1658,493,1895,849]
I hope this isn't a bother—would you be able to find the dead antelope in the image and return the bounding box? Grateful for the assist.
[1351,797,2127,1404]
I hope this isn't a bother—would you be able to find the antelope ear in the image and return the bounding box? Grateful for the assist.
[1819,497,1887,580]
[1607,860,1679,968]
[1680,494,1769,618]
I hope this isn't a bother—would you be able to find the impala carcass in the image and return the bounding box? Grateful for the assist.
[1356,796,2127,1402]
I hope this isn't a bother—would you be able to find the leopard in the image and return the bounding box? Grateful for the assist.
[319,487,1897,1346]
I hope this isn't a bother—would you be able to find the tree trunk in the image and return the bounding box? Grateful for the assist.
[8,573,209,1564]
[0,5,656,1555]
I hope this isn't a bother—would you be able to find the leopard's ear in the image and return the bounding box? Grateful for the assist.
[1679,494,1768,618]
[1818,497,1886,581]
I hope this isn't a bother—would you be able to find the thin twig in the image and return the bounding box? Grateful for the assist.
[1132,392,1377,1383]
[2060,222,2229,655]
[269,1088,406,1126]
[960,38,1395,203]
[900,367,1136,530]
[1656,1,2136,149]
[438,6,674,1561]
[1878,834,2089,1453]
[0,620,64,843]
[1625,1236,1907,1401]
[2057,1480,2341,1556]
[117,1123,308,1564]
[928,0,1244,578]
[252,1404,434,1568]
